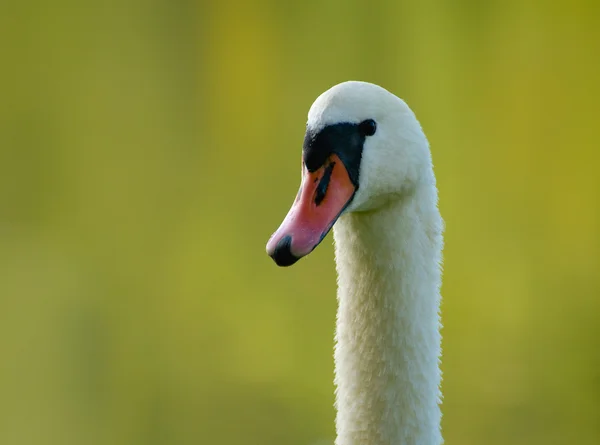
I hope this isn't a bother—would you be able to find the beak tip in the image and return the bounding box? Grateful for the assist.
[267,235,300,267]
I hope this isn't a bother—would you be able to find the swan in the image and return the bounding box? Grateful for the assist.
[266,81,443,445]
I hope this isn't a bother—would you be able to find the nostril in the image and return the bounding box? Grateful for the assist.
[269,235,299,267]
[314,161,336,206]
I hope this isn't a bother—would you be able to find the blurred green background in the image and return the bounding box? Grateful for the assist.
[1,1,599,444]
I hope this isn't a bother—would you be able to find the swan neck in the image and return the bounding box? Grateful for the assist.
[332,185,443,445]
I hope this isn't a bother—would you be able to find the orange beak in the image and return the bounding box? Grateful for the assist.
[266,154,357,266]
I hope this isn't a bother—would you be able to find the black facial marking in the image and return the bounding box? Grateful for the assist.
[303,121,374,188]
[314,161,335,206]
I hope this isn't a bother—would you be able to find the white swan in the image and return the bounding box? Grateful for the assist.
[266,81,444,445]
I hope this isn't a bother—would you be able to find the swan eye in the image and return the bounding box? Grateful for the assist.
[359,119,377,136]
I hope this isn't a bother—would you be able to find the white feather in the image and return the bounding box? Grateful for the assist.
[309,81,444,445]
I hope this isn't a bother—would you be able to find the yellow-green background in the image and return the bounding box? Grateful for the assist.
[1,1,599,444]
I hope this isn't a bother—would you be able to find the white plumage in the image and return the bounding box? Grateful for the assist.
[269,81,444,445]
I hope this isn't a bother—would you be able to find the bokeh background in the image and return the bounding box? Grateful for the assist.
[2,1,599,444]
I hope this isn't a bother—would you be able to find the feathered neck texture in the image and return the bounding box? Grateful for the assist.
[332,180,443,445]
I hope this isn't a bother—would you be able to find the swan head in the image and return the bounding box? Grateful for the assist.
[267,81,430,267]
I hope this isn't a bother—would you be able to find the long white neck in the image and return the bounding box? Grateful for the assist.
[332,181,443,445]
